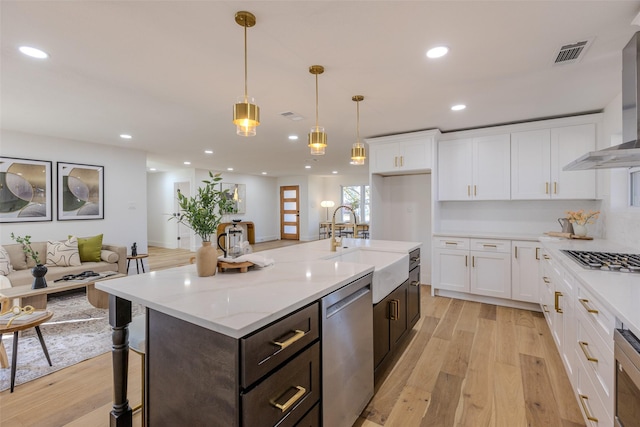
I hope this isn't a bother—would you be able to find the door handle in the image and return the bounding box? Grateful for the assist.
[554,291,563,313]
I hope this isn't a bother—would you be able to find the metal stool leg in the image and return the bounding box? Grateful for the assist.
[34,325,52,366]
[10,331,18,393]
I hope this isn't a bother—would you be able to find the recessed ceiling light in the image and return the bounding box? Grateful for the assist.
[332,171,338,174]
[119,134,132,139]
[19,46,49,59]
[288,135,299,140]
[426,46,449,58]
[184,161,191,165]
[149,168,157,171]
[204,150,213,154]
[261,172,267,175]
[305,165,311,169]
[451,104,466,111]
[227,167,234,171]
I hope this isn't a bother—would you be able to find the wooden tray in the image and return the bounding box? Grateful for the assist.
[217,261,254,273]
[544,231,593,240]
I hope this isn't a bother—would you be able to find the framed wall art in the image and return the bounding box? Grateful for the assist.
[57,162,104,220]
[221,182,246,214]
[0,157,53,223]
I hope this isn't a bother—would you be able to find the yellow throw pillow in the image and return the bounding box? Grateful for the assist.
[71,234,103,263]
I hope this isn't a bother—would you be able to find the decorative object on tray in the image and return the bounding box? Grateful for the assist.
[170,172,235,277]
[11,233,47,289]
[217,260,254,273]
[0,157,53,223]
[544,231,594,240]
[566,210,600,237]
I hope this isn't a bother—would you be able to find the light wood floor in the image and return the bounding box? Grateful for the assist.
[0,243,585,427]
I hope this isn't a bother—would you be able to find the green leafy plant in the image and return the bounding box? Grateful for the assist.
[169,172,234,242]
[11,233,41,265]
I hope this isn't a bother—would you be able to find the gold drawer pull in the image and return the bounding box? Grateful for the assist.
[579,298,599,314]
[579,341,598,363]
[543,254,550,260]
[535,247,540,260]
[543,277,551,284]
[272,330,305,349]
[578,394,598,422]
[554,291,563,313]
[483,244,497,248]
[389,299,400,320]
[545,182,549,194]
[410,256,421,263]
[444,241,458,246]
[272,385,306,412]
[542,304,549,313]
[410,280,420,287]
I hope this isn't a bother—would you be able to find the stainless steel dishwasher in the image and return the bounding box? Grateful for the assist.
[322,272,374,427]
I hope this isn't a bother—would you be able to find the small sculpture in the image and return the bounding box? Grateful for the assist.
[131,242,137,256]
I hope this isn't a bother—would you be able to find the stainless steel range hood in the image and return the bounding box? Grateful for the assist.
[564,31,640,171]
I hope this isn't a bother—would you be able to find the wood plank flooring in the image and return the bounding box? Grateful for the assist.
[0,244,585,427]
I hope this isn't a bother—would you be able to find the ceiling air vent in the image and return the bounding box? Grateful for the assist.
[280,111,304,121]
[553,39,592,65]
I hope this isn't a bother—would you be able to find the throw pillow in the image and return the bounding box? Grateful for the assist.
[46,237,81,267]
[72,234,103,262]
[0,245,13,276]
[101,250,119,263]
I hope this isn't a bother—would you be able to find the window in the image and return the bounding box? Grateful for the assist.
[341,185,370,223]
[631,167,640,207]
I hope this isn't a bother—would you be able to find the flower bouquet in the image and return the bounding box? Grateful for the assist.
[565,210,600,225]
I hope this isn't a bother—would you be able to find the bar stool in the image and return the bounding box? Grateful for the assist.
[0,302,53,392]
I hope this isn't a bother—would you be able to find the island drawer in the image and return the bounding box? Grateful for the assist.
[241,302,319,388]
[409,248,421,271]
[241,342,320,427]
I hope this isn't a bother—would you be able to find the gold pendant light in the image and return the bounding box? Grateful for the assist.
[308,65,327,155]
[350,95,366,165]
[233,11,260,137]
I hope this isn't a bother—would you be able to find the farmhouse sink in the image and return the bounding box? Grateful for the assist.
[325,249,409,304]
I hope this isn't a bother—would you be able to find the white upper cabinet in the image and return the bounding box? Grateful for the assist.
[367,130,436,175]
[511,123,596,200]
[438,134,511,201]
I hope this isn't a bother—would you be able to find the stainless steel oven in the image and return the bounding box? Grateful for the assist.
[614,329,640,427]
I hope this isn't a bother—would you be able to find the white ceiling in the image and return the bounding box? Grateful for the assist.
[2,1,639,177]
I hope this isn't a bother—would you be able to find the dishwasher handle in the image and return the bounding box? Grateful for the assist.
[325,286,370,319]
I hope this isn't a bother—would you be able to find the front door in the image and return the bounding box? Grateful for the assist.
[280,185,300,240]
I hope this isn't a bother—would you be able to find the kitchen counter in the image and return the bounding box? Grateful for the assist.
[96,238,420,338]
[434,231,543,241]
[538,238,640,338]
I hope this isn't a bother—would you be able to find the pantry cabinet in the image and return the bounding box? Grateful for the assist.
[438,134,510,201]
[368,131,435,174]
[511,124,596,200]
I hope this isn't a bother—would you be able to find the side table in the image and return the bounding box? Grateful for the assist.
[127,254,149,274]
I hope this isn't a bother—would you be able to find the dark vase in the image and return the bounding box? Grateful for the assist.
[32,264,48,289]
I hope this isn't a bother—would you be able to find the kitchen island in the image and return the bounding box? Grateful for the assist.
[97,238,420,427]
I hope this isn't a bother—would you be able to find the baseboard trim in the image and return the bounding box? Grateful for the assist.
[432,288,541,312]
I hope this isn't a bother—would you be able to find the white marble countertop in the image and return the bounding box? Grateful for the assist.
[96,238,421,339]
[538,238,640,338]
[433,231,543,241]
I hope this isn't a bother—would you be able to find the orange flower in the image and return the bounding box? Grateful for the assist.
[565,210,600,226]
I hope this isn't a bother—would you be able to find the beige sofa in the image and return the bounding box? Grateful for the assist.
[1,241,127,288]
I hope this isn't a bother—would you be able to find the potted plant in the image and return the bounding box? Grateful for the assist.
[11,233,48,289]
[169,172,233,277]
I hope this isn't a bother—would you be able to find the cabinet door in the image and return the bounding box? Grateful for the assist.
[472,134,511,200]
[373,299,390,368]
[438,139,473,200]
[511,129,551,199]
[511,241,540,303]
[389,283,408,347]
[407,266,420,330]
[470,251,511,299]
[551,124,596,199]
[369,142,399,174]
[400,140,432,171]
[433,248,469,292]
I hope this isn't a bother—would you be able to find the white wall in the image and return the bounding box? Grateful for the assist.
[1,130,147,251]
[599,93,640,250]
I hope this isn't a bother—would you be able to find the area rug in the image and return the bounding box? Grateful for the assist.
[0,291,143,392]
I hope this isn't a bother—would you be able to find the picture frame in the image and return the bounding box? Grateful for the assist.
[221,182,246,215]
[0,156,53,223]
[57,162,104,220]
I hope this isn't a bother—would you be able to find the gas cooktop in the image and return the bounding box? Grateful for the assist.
[562,250,640,273]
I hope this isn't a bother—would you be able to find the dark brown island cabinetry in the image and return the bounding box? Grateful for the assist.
[146,302,321,427]
[373,248,421,379]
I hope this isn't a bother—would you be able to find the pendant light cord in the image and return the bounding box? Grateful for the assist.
[315,73,319,130]
[243,24,248,102]
[356,99,360,143]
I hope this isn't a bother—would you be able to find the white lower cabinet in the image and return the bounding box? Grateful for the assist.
[433,237,470,293]
[539,248,614,427]
[469,245,511,299]
[511,241,541,303]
